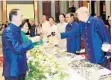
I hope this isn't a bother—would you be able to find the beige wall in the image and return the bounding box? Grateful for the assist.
[38,1,43,22]
[7,4,34,20]
[51,1,55,20]
[106,1,111,19]
[60,1,67,13]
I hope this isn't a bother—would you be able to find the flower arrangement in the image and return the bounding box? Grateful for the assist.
[26,46,69,80]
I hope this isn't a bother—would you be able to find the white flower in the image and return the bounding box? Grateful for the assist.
[32,62,35,65]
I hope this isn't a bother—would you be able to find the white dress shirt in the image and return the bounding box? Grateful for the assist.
[57,22,67,50]
[42,21,51,42]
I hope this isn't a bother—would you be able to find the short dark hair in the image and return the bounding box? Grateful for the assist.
[66,12,74,18]
[49,17,55,21]
[9,9,19,21]
[66,12,78,21]
[74,13,78,21]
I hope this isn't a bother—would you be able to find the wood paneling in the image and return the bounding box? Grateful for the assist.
[34,0,38,22]
[2,0,7,24]
[83,1,88,8]
[42,1,51,20]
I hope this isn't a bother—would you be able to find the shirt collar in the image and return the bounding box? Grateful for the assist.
[69,21,74,26]
[10,23,21,31]
[86,16,92,24]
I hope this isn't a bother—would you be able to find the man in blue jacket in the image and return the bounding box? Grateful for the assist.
[65,13,81,53]
[2,9,34,80]
[59,7,111,69]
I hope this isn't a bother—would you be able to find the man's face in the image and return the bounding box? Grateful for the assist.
[66,14,73,23]
[49,18,54,25]
[41,16,46,23]
[76,12,83,21]
[15,10,23,25]
[29,20,34,26]
[76,12,88,22]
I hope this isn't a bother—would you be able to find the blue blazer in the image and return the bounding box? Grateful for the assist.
[61,16,110,63]
[65,22,81,53]
[2,23,33,77]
